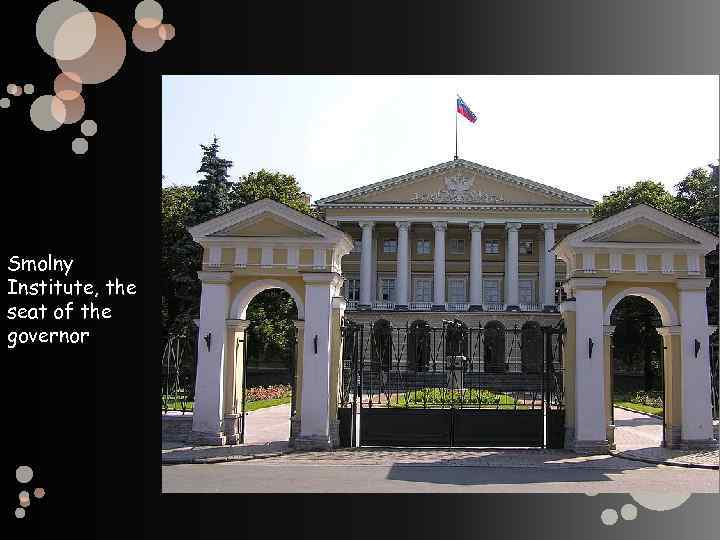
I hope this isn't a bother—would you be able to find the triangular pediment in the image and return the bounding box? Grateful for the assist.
[211,213,320,238]
[585,217,699,244]
[316,159,595,206]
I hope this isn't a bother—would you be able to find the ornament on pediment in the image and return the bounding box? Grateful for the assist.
[410,174,505,203]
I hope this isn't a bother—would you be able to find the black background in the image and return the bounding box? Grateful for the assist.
[4,0,719,537]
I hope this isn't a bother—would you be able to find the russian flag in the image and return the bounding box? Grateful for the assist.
[456,96,477,124]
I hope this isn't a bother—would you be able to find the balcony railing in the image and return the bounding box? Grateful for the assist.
[445,302,469,312]
[483,303,507,312]
[409,302,432,311]
[519,303,542,312]
[372,301,395,310]
[346,300,359,311]
[343,300,552,313]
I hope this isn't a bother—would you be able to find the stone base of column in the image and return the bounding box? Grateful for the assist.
[291,435,334,451]
[506,305,520,312]
[663,426,682,449]
[289,415,301,444]
[679,438,719,450]
[189,430,226,446]
[542,305,559,313]
[223,414,242,445]
[469,304,483,312]
[607,423,616,450]
[394,305,408,311]
[431,305,445,311]
[571,439,610,455]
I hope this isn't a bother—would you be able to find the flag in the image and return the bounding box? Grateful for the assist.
[456,96,477,123]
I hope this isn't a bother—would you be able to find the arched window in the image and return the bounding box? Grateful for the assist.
[444,320,469,369]
[520,321,543,374]
[483,321,506,373]
[371,319,393,372]
[407,320,431,372]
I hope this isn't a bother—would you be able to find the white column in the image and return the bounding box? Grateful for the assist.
[571,277,608,452]
[359,221,374,306]
[538,233,545,305]
[469,221,484,308]
[432,222,447,307]
[395,221,410,307]
[505,222,521,307]
[677,278,714,444]
[297,273,343,449]
[191,271,232,445]
[542,223,557,307]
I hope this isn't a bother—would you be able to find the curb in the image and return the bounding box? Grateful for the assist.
[610,450,719,470]
[162,449,291,466]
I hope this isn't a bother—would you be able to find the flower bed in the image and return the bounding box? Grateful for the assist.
[246,384,292,402]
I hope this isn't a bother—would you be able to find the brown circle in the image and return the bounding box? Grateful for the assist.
[132,23,164,52]
[158,24,176,41]
[61,93,85,124]
[33,488,46,499]
[55,72,83,101]
[57,12,126,85]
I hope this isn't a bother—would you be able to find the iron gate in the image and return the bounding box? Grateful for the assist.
[338,319,565,448]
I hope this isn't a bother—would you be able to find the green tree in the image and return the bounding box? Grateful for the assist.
[591,180,677,221]
[190,136,234,225]
[161,185,201,334]
[231,169,314,216]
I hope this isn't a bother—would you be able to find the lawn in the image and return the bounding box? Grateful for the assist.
[162,395,292,413]
[384,388,530,408]
[614,400,663,417]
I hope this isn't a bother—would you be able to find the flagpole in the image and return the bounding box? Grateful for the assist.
[454,92,458,160]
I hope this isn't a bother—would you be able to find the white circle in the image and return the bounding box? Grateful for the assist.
[621,504,638,521]
[80,119,97,136]
[72,137,89,154]
[15,507,25,519]
[135,0,163,27]
[23,84,35,95]
[0,98,10,108]
[36,0,96,60]
[601,508,618,526]
[30,95,66,131]
[16,465,33,483]
[7,83,17,95]
[631,493,692,511]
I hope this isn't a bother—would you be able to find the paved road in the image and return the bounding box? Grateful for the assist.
[162,460,718,493]
[243,403,290,444]
[613,407,663,449]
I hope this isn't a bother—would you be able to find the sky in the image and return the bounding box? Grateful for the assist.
[162,76,718,202]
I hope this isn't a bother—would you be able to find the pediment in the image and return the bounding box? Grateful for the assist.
[210,213,320,238]
[317,159,595,207]
[585,218,699,244]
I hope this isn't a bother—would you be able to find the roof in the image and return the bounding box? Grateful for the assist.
[315,158,596,207]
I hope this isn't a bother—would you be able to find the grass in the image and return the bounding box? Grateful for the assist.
[614,400,663,417]
[162,395,292,413]
[385,388,528,408]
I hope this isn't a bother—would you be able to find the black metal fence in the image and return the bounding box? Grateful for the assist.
[338,319,565,447]
[711,331,719,420]
[161,331,197,414]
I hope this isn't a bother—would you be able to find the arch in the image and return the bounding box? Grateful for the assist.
[230,279,305,320]
[444,320,469,363]
[603,287,679,327]
[407,320,431,372]
[371,319,393,372]
[520,321,543,374]
[483,320,506,373]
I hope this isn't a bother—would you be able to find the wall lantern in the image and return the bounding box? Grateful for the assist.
[314,335,318,354]
[694,339,701,358]
[204,332,212,352]
[588,338,594,359]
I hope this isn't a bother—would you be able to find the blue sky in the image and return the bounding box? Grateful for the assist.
[162,76,718,202]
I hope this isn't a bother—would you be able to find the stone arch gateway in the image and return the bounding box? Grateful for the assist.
[187,199,353,449]
[552,204,718,452]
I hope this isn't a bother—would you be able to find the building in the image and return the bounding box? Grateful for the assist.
[316,157,595,327]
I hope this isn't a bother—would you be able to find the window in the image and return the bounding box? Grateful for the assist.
[414,278,433,302]
[449,238,465,254]
[345,279,360,301]
[380,278,396,302]
[519,279,534,304]
[519,240,533,255]
[351,240,362,253]
[383,239,397,253]
[447,278,466,303]
[416,239,431,255]
[483,279,501,304]
[485,239,500,254]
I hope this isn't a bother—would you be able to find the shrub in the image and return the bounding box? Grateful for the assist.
[629,390,663,408]
[245,384,292,402]
[405,388,515,406]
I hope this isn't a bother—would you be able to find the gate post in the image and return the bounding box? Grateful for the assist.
[657,325,682,448]
[224,319,250,444]
[677,278,716,448]
[294,272,344,450]
[568,277,609,454]
[289,321,305,445]
[191,271,233,445]
[603,325,615,450]
[328,297,347,447]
